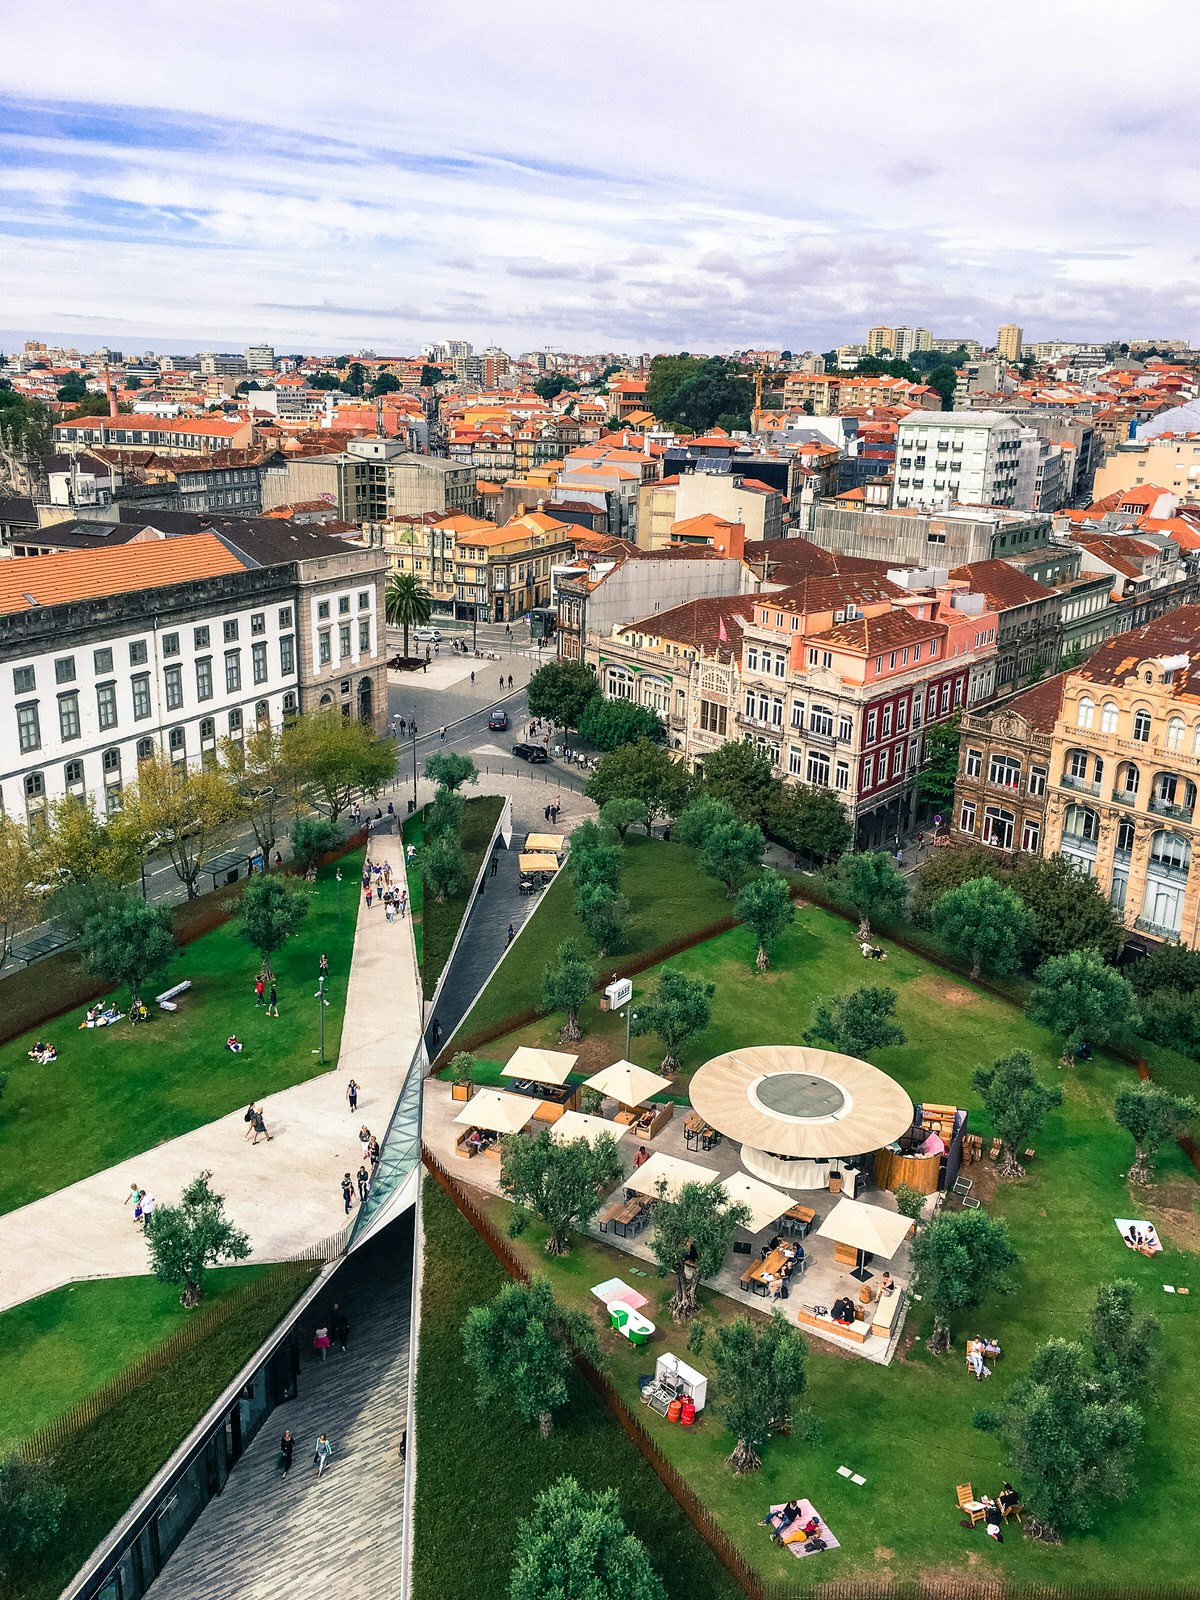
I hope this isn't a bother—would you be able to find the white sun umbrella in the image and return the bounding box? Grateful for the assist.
[549,1111,630,1147]
[626,1150,719,1202]
[584,1059,673,1107]
[453,1088,543,1134]
[720,1171,795,1235]
[501,1045,579,1087]
[816,1196,913,1259]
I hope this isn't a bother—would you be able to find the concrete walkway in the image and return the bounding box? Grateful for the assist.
[0,832,423,1313]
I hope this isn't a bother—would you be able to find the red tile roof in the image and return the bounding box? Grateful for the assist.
[949,559,1054,610]
[615,594,757,664]
[805,609,944,652]
[993,673,1067,733]
[1075,607,1200,697]
[0,533,246,613]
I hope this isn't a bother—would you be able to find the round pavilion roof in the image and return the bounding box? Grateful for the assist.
[689,1045,913,1159]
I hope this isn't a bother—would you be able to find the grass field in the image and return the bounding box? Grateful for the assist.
[454,833,734,1045]
[412,1178,742,1600]
[9,1262,317,1600]
[446,864,1200,1593]
[0,851,364,1216]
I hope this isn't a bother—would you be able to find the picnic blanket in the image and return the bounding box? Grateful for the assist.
[768,1500,839,1560]
[590,1276,649,1311]
[1115,1218,1163,1254]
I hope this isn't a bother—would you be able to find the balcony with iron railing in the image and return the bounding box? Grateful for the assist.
[1146,855,1192,883]
[1148,795,1194,823]
[1060,829,1099,853]
[1111,788,1139,808]
[1059,773,1100,795]
[1134,915,1181,941]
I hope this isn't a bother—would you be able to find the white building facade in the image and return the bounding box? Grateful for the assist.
[893,411,1023,510]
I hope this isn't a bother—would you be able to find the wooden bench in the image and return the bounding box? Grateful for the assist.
[156,980,192,1012]
[869,1287,906,1339]
[615,1101,674,1141]
[796,1305,868,1345]
[454,1130,478,1159]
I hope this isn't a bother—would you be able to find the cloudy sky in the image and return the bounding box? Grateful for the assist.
[1,1,1196,356]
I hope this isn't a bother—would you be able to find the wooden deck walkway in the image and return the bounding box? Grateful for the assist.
[147,1219,412,1600]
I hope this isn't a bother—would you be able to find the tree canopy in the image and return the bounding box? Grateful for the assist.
[645,355,753,433]
[462,1278,597,1439]
[822,850,908,934]
[0,815,43,972]
[527,660,599,730]
[577,696,663,752]
[931,876,1034,978]
[289,815,341,873]
[768,783,851,863]
[586,739,692,822]
[805,984,905,1059]
[422,829,467,903]
[424,752,478,793]
[237,873,311,979]
[734,869,794,970]
[1113,1081,1196,1185]
[1090,1279,1159,1399]
[1011,855,1125,962]
[675,795,763,896]
[143,1170,250,1307]
[78,893,175,1006]
[220,722,296,864]
[508,1477,666,1600]
[910,1207,1018,1353]
[599,798,648,839]
[712,1312,811,1474]
[283,712,395,822]
[649,1179,749,1322]
[700,741,777,826]
[384,573,433,658]
[916,714,962,808]
[972,1049,1062,1177]
[0,1455,66,1583]
[502,1127,623,1255]
[124,755,240,898]
[533,374,580,402]
[540,937,592,1043]
[1026,948,1139,1065]
[630,968,714,1072]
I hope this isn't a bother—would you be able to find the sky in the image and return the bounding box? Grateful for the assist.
[1,0,1197,358]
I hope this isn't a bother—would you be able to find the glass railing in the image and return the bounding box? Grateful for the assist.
[352,1039,425,1241]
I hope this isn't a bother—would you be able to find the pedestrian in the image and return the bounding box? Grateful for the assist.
[365,884,373,909]
[507,923,515,945]
[124,1179,143,1214]
[132,1188,146,1226]
[243,1102,257,1140]
[508,674,513,689]
[383,862,392,887]
[368,1134,380,1169]
[399,1428,407,1463]
[267,983,279,1016]
[399,889,408,918]
[313,1325,331,1360]
[333,1305,350,1353]
[397,716,406,736]
[252,1106,273,1143]
[544,804,551,822]
[347,1078,359,1112]
[499,674,504,690]
[280,1428,295,1475]
[319,953,329,979]
[477,877,485,897]
[359,1123,372,1160]
[470,670,475,684]
[430,1017,441,1049]
[141,1192,156,1224]
[490,855,498,877]
[254,975,265,1006]
[357,1163,370,1201]
[341,1173,354,1214]
[895,847,904,867]
[439,725,447,742]
[314,1433,333,1478]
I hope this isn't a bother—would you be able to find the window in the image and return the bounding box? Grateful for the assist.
[279,634,295,674]
[93,647,113,674]
[866,710,877,743]
[881,705,892,737]
[747,647,760,672]
[878,748,889,782]
[338,595,351,616]
[339,624,351,658]
[896,701,907,732]
[16,700,40,754]
[169,727,185,754]
[252,641,268,684]
[24,770,44,799]
[1133,709,1151,743]
[251,612,266,636]
[283,690,297,716]
[358,591,370,610]
[255,699,269,724]
[195,656,213,701]
[989,754,1021,788]
[225,650,242,692]
[57,691,80,741]
[228,707,243,733]
[838,715,853,742]
[1028,765,1047,797]
[959,799,977,834]
[358,619,371,652]
[223,619,239,643]
[700,700,727,736]
[965,747,982,778]
[791,700,805,730]
[199,717,216,742]
[835,759,850,791]
[55,657,75,684]
[129,640,148,666]
[194,626,211,649]
[64,758,84,787]
[318,630,331,666]
[136,736,156,761]
[162,632,180,657]
[1167,717,1184,752]
[164,665,184,710]
[810,705,834,738]
[13,666,35,694]
[1076,695,1095,729]
[102,747,120,775]
[318,600,331,621]
[983,806,1015,850]
[806,751,830,786]
[788,747,803,777]
[95,682,117,730]
[863,756,874,788]
[1022,818,1041,853]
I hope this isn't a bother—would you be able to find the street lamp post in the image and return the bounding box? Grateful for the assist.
[316,974,327,1064]
[410,714,419,811]
[624,993,638,1060]
[336,868,343,932]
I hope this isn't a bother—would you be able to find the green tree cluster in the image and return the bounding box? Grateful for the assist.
[911,1207,1018,1353]
[143,1170,250,1307]
[768,782,851,862]
[675,795,763,896]
[734,869,794,970]
[631,968,714,1072]
[931,876,1034,978]
[649,1178,749,1322]
[462,1278,597,1438]
[509,1477,666,1600]
[821,850,908,936]
[540,937,592,1043]
[1114,1081,1196,1185]
[712,1312,811,1474]
[577,696,663,751]
[384,572,433,659]
[972,1049,1062,1177]
[502,1126,623,1255]
[1026,947,1139,1065]
[805,984,905,1058]
[527,659,599,731]
[644,355,754,433]
[585,739,691,822]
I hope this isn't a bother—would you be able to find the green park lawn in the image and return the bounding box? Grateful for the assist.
[413,1179,742,1600]
[441,852,1200,1593]
[0,850,364,1215]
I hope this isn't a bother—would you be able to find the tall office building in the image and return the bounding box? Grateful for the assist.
[997,324,1024,363]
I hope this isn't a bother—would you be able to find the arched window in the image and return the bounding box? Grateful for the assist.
[1076,695,1095,729]
[1116,761,1139,800]
[1150,830,1191,873]
[606,668,634,702]
[1167,717,1185,752]
[1101,701,1118,734]
[255,699,269,724]
[1063,803,1099,843]
[988,753,1021,788]
[1133,709,1152,743]
[1116,816,1136,853]
[136,736,156,761]
[982,807,1015,850]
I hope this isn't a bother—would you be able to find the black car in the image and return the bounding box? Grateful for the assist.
[512,741,548,763]
[488,709,509,731]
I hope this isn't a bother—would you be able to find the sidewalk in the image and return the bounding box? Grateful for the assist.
[0,829,423,1314]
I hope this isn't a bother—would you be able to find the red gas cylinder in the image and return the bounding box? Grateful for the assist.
[666,1397,683,1424]
[680,1396,696,1427]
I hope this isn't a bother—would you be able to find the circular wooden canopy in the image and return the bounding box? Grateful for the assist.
[689,1045,912,1159]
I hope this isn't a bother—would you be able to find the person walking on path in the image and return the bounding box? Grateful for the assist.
[470,670,475,684]
[243,1102,257,1141]
[314,1434,333,1478]
[439,725,447,742]
[508,674,513,690]
[507,923,515,944]
[140,1193,156,1224]
[279,1429,294,1476]
[252,1106,273,1144]
[357,1164,370,1202]
[358,1123,372,1160]
[333,1305,350,1353]
[430,1017,441,1050]
[254,976,265,1007]
[490,855,498,877]
[368,1134,380,1171]
[125,1180,143,1216]
[347,1078,360,1113]
[266,984,279,1017]
[341,1173,355,1214]
[399,1429,407,1464]
[365,883,373,910]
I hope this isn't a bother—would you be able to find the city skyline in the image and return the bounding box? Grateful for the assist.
[2,2,1197,354]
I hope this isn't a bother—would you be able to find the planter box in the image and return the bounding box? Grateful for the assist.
[451,1082,476,1103]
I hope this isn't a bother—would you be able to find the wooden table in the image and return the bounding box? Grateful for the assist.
[740,1243,799,1299]
[683,1111,719,1152]
[781,1203,816,1238]
[599,1195,652,1239]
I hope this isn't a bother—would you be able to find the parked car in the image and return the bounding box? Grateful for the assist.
[512,742,548,763]
[415,627,441,642]
[488,709,509,731]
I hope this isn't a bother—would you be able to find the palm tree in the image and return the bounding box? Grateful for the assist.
[384,573,433,660]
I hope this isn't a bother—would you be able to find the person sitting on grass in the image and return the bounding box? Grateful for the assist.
[781,1514,823,1547]
[28,1041,58,1064]
[761,1500,803,1536]
[225,1035,244,1054]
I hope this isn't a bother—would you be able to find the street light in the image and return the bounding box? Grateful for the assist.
[410,713,419,811]
[624,996,638,1060]
[314,974,328,1063]
[336,868,343,932]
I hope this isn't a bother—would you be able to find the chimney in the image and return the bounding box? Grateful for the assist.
[105,368,118,419]
[517,502,527,517]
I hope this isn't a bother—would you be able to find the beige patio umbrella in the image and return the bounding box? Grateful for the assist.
[453,1088,543,1134]
[719,1171,795,1235]
[518,853,559,873]
[626,1150,719,1202]
[524,832,565,853]
[584,1059,673,1107]
[501,1045,579,1086]
[816,1196,913,1281]
[549,1111,630,1147]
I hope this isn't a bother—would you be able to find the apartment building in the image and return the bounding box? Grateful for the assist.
[948,559,1061,696]
[951,673,1064,858]
[53,415,255,454]
[893,411,1023,509]
[464,510,578,623]
[637,471,783,547]
[1092,436,1200,501]
[865,326,932,359]
[1041,611,1200,946]
[996,325,1024,363]
[0,529,388,824]
[556,548,753,664]
[810,501,1051,567]
[260,438,479,525]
